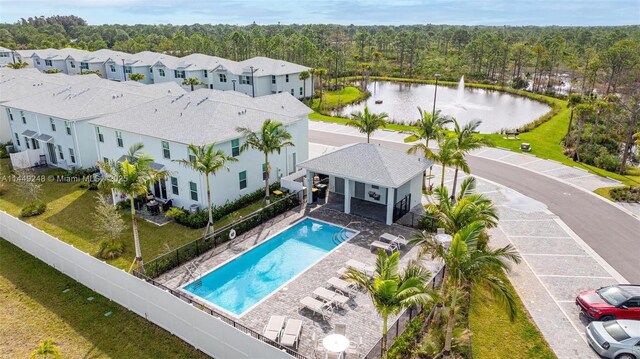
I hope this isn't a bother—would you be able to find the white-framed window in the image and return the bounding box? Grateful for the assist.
[240,75,251,85]
[36,59,40,65]
[271,75,276,84]
[103,157,108,163]
[45,59,52,66]
[110,64,116,72]
[290,89,294,96]
[57,145,64,160]
[219,73,227,82]
[116,131,123,147]
[231,139,240,157]
[14,133,20,146]
[188,153,196,162]
[80,62,89,70]
[65,121,71,135]
[203,70,208,78]
[285,74,289,82]
[20,111,26,124]
[299,87,303,95]
[31,138,39,150]
[174,70,185,79]
[0,52,8,58]
[69,148,76,163]
[158,69,165,77]
[96,127,104,142]
[239,170,247,190]
[70,61,75,68]
[161,141,170,159]
[24,137,29,149]
[7,109,13,121]
[50,118,56,131]
[124,66,132,74]
[189,181,198,201]
[171,177,179,195]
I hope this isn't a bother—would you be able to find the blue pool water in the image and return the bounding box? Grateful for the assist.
[183,218,356,316]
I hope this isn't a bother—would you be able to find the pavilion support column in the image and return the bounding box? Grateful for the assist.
[386,187,394,225]
[344,178,351,214]
[306,170,313,205]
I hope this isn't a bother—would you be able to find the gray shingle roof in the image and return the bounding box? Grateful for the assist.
[89,89,312,146]
[298,143,431,188]
[0,67,98,102]
[4,77,184,120]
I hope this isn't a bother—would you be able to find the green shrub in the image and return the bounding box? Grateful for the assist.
[96,239,126,259]
[593,148,621,172]
[387,311,427,359]
[610,187,640,202]
[21,202,46,217]
[418,207,439,232]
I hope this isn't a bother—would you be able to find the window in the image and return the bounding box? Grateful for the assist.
[116,131,123,147]
[36,59,40,65]
[290,89,294,96]
[50,118,56,131]
[57,145,64,160]
[271,75,276,84]
[189,181,198,201]
[239,171,247,190]
[80,62,89,70]
[45,59,52,66]
[110,64,116,72]
[161,141,170,159]
[285,74,289,82]
[70,61,75,68]
[14,133,20,146]
[124,66,132,74]
[203,70,208,78]
[188,153,196,162]
[0,52,8,58]
[158,69,165,77]
[69,148,75,163]
[219,73,227,82]
[20,111,26,124]
[240,75,251,85]
[31,138,39,150]
[171,177,179,195]
[96,127,104,142]
[174,70,185,79]
[231,139,240,157]
[6,109,13,121]
[103,157,108,163]
[65,121,71,135]
[25,137,29,149]
[625,299,640,308]
[262,163,268,181]
[299,87,303,95]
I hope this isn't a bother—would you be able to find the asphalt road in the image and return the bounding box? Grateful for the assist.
[309,129,640,282]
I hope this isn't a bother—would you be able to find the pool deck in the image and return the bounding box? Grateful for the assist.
[156,205,441,358]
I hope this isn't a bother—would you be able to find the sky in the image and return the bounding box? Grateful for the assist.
[0,0,639,26]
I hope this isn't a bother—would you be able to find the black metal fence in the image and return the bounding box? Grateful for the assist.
[133,271,310,359]
[143,191,302,278]
[362,266,446,359]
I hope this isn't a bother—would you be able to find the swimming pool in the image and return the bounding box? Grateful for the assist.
[183,217,357,316]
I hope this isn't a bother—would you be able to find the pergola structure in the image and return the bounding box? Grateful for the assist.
[298,143,431,225]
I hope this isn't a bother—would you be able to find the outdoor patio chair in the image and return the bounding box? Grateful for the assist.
[346,259,376,275]
[325,352,341,359]
[347,336,364,357]
[313,287,349,309]
[300,296,333,320]
[334,323,346,336]
[280,318,303,349]
[379,233,408,247]
[369,239,399,254]
[262,315,286,342]
[327,277,358,298]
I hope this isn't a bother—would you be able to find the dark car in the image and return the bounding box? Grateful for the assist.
[576,284,640,321]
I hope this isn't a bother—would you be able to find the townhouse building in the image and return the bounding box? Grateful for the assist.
[67,48,128,77]
[3,77,184,169]
[105,51,159,84]
[29,48,91,74]
[89,89,311,209]
[0,46,14,67]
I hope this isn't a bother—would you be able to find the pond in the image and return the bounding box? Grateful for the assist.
[332,79,551,133]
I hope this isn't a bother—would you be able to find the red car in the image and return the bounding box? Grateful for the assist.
[576,284,640,321]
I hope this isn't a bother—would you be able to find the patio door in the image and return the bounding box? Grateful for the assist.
[354,181,365,200]
[46,143,57,164]
[153,179,167,199]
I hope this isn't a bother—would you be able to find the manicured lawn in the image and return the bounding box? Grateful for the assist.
[312,86,367,111]
[469,272,557,359]
[0,238,207,358]
[309,112,417,132]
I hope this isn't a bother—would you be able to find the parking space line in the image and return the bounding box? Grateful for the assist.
[521,253,591,257]
[508,235,572,239]
[537,274,614,279]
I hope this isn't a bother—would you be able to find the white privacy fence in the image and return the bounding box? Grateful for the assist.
[0,210,294,359]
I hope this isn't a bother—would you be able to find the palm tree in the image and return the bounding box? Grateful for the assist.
[408,108,452,190]
[298,70,310,99]
[183,77,204,91]
[344,250,434,356]
[432,137,461,191]
[98,143,169,273]
[174,144,237,238]
[346,106,388,143]
[6,61,29,69]
[315,67,328,100]
[30,339,62,359]
[450,119,491,199]
[236,119,294,205]
[564,93,583,145]
[128,73,145,82]
[573,103,596,161]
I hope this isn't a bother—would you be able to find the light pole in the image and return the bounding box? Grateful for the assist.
[432,73,441,119]
[249,66,255,98]
[232,79,236,91]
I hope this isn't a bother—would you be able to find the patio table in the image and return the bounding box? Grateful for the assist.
[323,334,350,355]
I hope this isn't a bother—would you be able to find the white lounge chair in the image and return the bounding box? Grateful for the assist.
[280,319,303,349]
[379,233,408,247]
[313,287,349,308]
[263,315,285,342]
[300,296,333,320]
[346,259,375,274]
[370,238,399,253]
[327,277,358,298]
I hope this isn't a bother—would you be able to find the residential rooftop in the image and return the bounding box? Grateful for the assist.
[89,88,312,145]
[0,67,99,102]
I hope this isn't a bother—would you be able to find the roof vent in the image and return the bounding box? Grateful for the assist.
[154,108,158,113]
[112,95,116,99]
